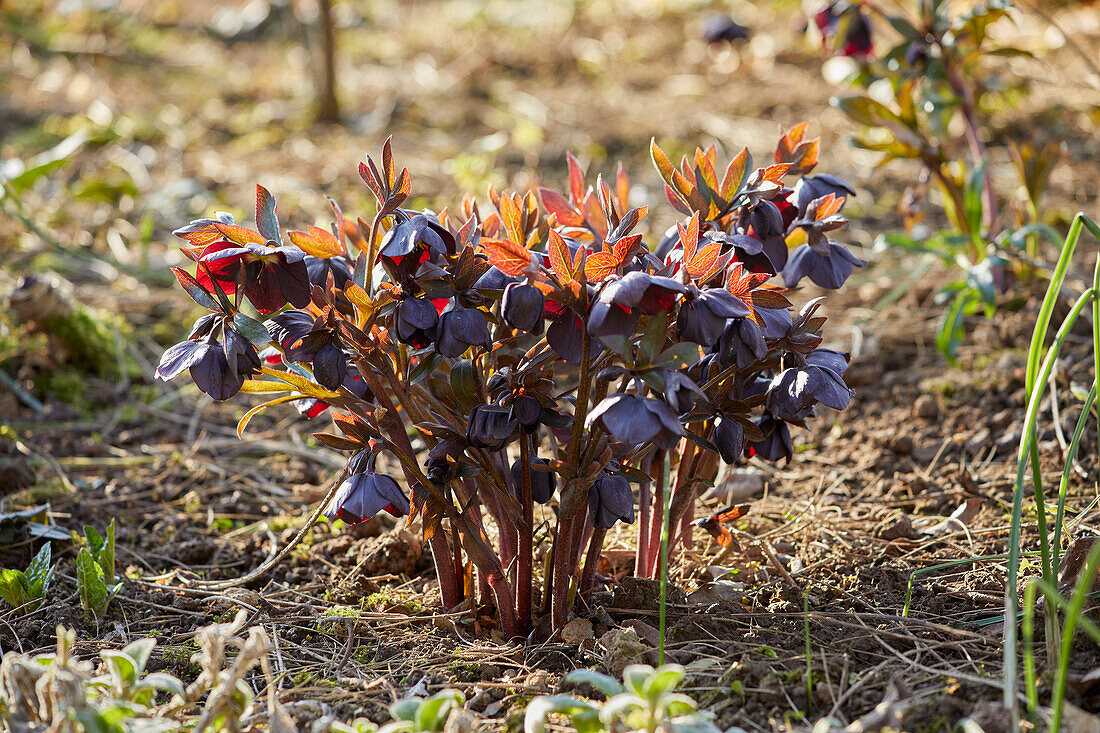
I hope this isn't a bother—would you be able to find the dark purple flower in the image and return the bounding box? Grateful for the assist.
[475,266,518,290]
[511,457,556,504]
[510,394,543,433]
[714,416,745,464]
[793,175,856,215]
[766,349,852,421]
[304,255,353,289]
[547,312,593,362]
[702,14,749,44]
[324,451,409,524]
[814,1,873,58]
[295,365,375,418]
[665,371,707,415]
[502,283,545,333]
[283,322,346,391]
[748,201,790,273]
[586,393,684,451]
[156,323,260,401]
[378,213,456,281]
[266,311,315,352]
[746,415,793,463]
[782,241,866,289]
[588,272,685,339]
[717,317,767,368]
[394,297,440,349]
[466,403,516,450]
[677,286,751,347]
[705,231,777,275]
[588,473,635,529]
[198,240,310,314]
[436,305,492,358]
[756,305,794,340]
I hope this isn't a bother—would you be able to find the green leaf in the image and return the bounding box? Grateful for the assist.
[964,163,986,238]
[450,360,479,410]
[936,288,977,363]
[102,649,138,689]
[122,637,156,677]
[77,547,110,619]
[233,312,272,345]
[563,669,624,697]
[24,542,52,591]
[524,695,597,733]
[390,699,422,724]
[643,665,686,700]
[622,665,654,696]
[636,312,667,368]
[655,343,703,370]
[0,569,30,609]
[415,690,463,733]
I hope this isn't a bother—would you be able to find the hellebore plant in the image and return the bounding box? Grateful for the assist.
[157,127,859,639]
[808,0,1068,360]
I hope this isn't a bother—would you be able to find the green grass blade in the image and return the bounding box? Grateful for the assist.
[1050,541,1100,731]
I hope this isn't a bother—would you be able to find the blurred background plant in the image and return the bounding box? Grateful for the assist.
[808,0,1097,361]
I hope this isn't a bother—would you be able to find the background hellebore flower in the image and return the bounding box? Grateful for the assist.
[378,213,456,281]
[324,451,410,524]
[714,415,745,464]
[588,271,685,339]
[717,317,767,368]
[814,0,874,58]
[547,312,594,362]
[701,13,749,44]
[677,286,751,347]
[436,305,492,358]
[466,403,516,450]
[588,472,635,528]
[586,393,685,450]
[511,457,556,504]
[747,415,793,463]
[502,282,545,333]
[395,297,440,348]
[199,240,311,314]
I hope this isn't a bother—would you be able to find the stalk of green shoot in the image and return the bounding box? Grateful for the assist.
[658,451,672,665]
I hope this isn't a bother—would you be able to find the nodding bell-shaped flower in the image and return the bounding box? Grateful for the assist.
[502,282,545,333]
[588,472,635,529]
[714,415,746,464]
[677,285,751,347]
[766,348,852,421]
[394,297,440,349]
[466,403,516,450]
[783,239,866,290]
[283,323,346,391]
[588,271,685,339]
[793,175,855,215]
[324,451,409,524]
[701,13,749,44]
[436,305,492,358]
[586,393,685,451]
[717,317,767,369]
[198,240,311,314]
[746,414,793,463]
[156,321,260,401]
[378,213,455,281]
[510,457,556,504]
[510,394,543,434]
[304,254,353,289]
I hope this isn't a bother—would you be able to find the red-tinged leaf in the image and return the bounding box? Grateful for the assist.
[679,155,697,189]
[171,267,218,310]
[255,185,281,244]
[584,251,618,282]
[747,287,793,310]
[727,263,770,299]
[326,196,349,251]
[720,147,750,201]
[481,212,502,238]
[583,193,608,238]
[694,148,719,192]
[571,241,586,279]
[760,163,793,184]
[704,144,718,166]
[358,160,384,203]
[540,188,584,227]
[288,225,344,258]
[394,167,411,198]
[175,221,225,249]
[665,184,691,215]
[213,223,267,245]
[686,239,722,281]
[777,121,808,155]
[597,175,619,229]
[677,212,701,260]
[313,432,363,451]
[816,193,846,219]
[611,233,644,264]
[332,411,377,443]
[547,229,574,281]
[487,184,501,209]
[382,136,395,189]
[480,237,532,277]
[650,139,676,186]
[615,162,630,212]
[499,194,524,244]
[567,152,586,205]
[614,205,646,238]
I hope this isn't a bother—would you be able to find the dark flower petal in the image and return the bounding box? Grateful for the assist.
[395,298,440,348]
[767,367,825,421]
[586,394,684,450]
[714,417,745,464]
[437,306,492,358]
[156,340,212,381]
[502,283,545,333]
[511,395,543,432]
[267,312,315,353]
[312,343,347,391]
[805,348,849,377]
[717,318,767,368]
[588,473,634,529]
[547,312,586,362]
[189,346,244,401]
[746,415,793,463]
[325,472,409,523]
[794,175,856,214]
[305,255,353,289]
[466,404,515,450]
[511,457,556,504]
[588,301,640,339]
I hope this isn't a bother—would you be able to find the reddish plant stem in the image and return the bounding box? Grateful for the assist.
[517,433,534,635]
[645,451,667,579]
[636,480,651,577]
[550,513,575,630]
[428,531,460,609]
[580,527,607,597]
[486,570,518,640]
[449,517,466,599]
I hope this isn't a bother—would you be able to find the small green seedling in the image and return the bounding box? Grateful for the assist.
[526,664,719,733]
[380,690,465,733]
[0,542,54,610]
[76,520,122,619]
[94,637,187,707]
